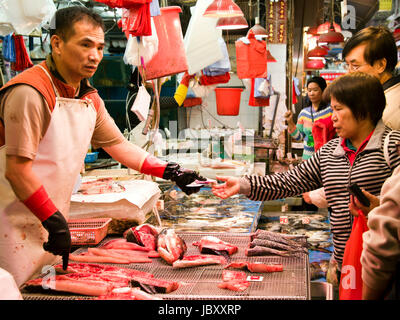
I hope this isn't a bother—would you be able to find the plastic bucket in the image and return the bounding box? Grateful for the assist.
[215,87,243,116]
[143,6,188,80]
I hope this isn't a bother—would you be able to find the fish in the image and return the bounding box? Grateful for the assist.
[246,245,293,257]
[130,275,180,294]
[250,238,308,254]
[24,276,113,296]
[86,248,152,263]
[222,269,247,282]
[225,261,284,273]
[309,260,330,280]
[102,239,152,252]
[172,255,227,269]
[250,230,307,248]
[124,224,160,250]
[157,228,187,265]
[95,287,162,300]
[69,253,132,264]
[217,280,249,292]
[192,236,238,256]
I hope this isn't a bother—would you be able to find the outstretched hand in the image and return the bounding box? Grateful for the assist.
[211,176,240,199]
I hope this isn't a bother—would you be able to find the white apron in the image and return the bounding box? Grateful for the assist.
[0,66,97,286]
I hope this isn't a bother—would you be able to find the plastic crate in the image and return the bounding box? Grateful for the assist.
[68,218,111,246]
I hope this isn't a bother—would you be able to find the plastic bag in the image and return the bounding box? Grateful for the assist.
[131,85,151,121]
[0,0,56,35]
[339,210,369,300]
[123,17,158,66]
[2,34,15,62]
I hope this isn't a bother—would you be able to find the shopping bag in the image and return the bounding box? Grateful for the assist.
[339,210,369,300]
[130,85,151,121]
[123,17,158,65]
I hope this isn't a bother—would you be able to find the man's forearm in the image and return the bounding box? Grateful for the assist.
[103,139,150,172]
[5,155,43,200]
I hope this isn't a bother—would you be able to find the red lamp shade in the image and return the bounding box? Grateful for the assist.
[247,17,267,37]
[307,26,319,35]
[317,21,341,34]
[203,0,244,18]
[307,45,328,58]
[216,15,248,29]
[305,59,325,70]
[319,29,344,43]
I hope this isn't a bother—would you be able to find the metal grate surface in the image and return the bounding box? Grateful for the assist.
[21,232,310,300]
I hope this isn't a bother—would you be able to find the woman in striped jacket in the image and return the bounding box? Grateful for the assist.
[212,72,400,270]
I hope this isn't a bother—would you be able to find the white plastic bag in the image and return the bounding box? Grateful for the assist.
[131,85,151,122]
[0,0,56,35]
[123,17,159,66]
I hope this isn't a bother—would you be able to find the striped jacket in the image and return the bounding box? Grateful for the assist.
[243,120,400,263]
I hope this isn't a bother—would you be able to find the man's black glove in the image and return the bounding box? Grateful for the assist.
[41,211,71,270]
[162,162,207,195]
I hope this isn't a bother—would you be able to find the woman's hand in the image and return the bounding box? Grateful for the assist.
[211,176,240,199]
[302,192,312,204]
[348,189,380,217]
[284,110,296,131]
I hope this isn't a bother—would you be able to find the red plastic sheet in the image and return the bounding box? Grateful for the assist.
[11,35,33,72]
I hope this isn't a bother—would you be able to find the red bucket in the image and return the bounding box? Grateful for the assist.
[215,87,243,116]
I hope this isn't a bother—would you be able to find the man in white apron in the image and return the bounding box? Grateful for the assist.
[0,6,204,287]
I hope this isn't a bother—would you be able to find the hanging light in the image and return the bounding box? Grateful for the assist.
[317,21,341,34]
[317,0,344,43]
[247,17,267,37]
[307,26,319,35]
[319,28,344,43]
[203,0,244,18]
[305,59,325,70]
[216,15,248,29]
[307,45,329,58]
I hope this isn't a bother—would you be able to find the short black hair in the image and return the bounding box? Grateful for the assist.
[49,6,105,41]
[323,72,386,126]
[307,76,327,92]
[342,26,398,73]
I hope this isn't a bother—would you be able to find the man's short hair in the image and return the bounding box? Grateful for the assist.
[323,72,386,126]
[49,6,105,41]
[342,26,398,73]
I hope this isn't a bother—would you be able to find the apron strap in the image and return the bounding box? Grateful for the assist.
[36,65,60,98]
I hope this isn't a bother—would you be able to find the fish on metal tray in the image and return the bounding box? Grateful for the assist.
[309,260,330,280]
[250,238,308,254]
[172,254,227,269]
[192,236,238,256]
[225,261,284,273]
[124,224,160,250]
[157,228,187,265]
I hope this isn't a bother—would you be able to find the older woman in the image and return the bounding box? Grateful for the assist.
[212,72,400,272]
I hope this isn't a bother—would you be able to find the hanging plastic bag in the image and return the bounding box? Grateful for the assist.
[339,210,369,300]
[131,85,151,121]
[202,37,231,76]
[125,4,152,37]
[0,0,56,35]
[94,0,151,7]
[249,78,269,106]
[123,17,158,66]
[0,8,15,36]
[149,0,160,16]
[255,74,273,98]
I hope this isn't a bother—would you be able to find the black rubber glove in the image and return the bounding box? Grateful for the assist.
[41,211,71,270]
[162,162,207,195]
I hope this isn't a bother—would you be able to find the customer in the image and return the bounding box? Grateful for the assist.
[284,76,332,160]
[360,159,400,300]
[212,72,400,273]
[342,25,400,130]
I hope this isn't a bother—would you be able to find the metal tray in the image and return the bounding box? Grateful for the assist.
[21,232,310,300]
